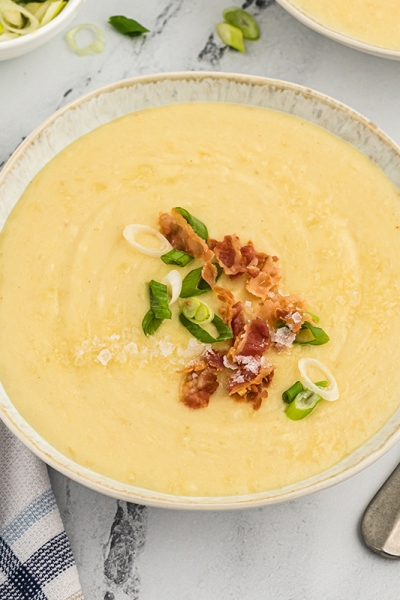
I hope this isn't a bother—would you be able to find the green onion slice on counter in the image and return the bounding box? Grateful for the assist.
[180,263,223,298]
[161,249,194,267]
[108,15,149,37]
[294,321,330,346]
[65,24,106,56]
[179,314,233,344]
[142,280,172,336]
[175,207,209,241]
[222,7,260,40]
[216,22,245,52]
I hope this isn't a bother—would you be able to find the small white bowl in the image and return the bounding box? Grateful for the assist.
[0,0,86,61]
[276,0,400,60]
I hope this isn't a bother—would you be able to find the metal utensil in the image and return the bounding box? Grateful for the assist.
[361,462,400,558]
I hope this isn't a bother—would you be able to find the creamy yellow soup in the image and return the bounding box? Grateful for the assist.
[1,102,400,497]
[289,0,400,51]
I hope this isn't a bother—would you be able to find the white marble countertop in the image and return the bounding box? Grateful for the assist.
[2,1,400,598]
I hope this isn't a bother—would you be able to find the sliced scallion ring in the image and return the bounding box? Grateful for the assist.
[282,381,304,404]
[162,270,182,306]
[181,297,214,325]
[123,224,172,258]
[285,390,321,420]
[65,24,106,56]
[298,358,339,402]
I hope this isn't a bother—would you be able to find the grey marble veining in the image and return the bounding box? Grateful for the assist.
[3,0,400,598]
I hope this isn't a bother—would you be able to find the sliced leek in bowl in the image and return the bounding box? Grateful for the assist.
[0,0,67,40]
[0,0,86,60]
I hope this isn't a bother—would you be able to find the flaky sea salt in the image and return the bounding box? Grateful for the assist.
[270,327,296,349]
[230,371,245,384]
[158,339,174,357]
[97,349,113,366]
[124,342,138,355]
[292,311,302,324]
[223,356,238,370]
[236,354,261,374]
[260,355,273,368]
[109,334,120,341]
[182,338,207,358]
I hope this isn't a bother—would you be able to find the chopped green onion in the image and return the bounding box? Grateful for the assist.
[161,270,182,305]
[142,280,172,336]
[160,249,194,267]
[216,22,245,52]
[179,314,233,344]
[181,297,213,325]
[65,24,106,56]
[108,15,149,37]
[182,297,201,320]
[285,389,321,421]
[142,309,163,336]
[294,322,330,346]
[180,263,222,298]
[222,7,260,40]
[315,380,328,388]
[298,358,339,401]
[175,207,209,241]
[282,381,304,404]
[149,280,172,320]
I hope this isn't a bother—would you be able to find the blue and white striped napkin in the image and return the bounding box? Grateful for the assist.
[0,420,84,600]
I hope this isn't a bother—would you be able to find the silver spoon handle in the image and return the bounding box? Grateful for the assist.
[361,462,400,558]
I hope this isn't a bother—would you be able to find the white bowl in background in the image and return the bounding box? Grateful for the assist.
[0,0,86,61]
[276,0,400,60]
[1,72,400,509]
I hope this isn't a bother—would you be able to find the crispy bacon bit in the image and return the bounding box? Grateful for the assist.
[214,285,245,337]
[246,255,281,300]
[257,294,307,333]
[227,363,275,411]
[231,302,245,338]
[180,362,219,409]
[209,235,243,275]
[240,243,268,277]
[225,317,274,409]
[203,349,225,370]
[201,262,218,288]
[159,208,213,261]
[229,317,270,361]
[180,349,225,409]
[210,235,267,279]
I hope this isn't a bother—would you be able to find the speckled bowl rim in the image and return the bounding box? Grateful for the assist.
[1,71,400,510]
[276,0,400,60]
